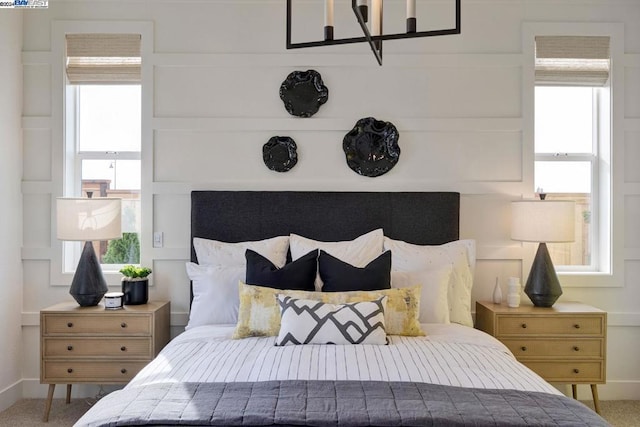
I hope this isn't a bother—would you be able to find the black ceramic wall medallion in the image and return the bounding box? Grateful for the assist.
[263,136,298,172]
[279,70,329,117]
[343,117,400,177]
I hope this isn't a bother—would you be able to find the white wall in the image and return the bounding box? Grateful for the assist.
[0,10,24,412]
[16,0,640,401]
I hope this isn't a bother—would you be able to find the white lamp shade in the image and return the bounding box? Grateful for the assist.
[511,200,575,243]
[57,198,122,241]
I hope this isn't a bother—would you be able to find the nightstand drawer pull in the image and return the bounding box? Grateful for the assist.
[121,322,127,328]
[67,368,73,374]
[67,345,73,351]
[521,323,527,329]
[574,324,581,329]
[521,346,527,352]
[67,322,73,328]
[573,346,580,352]
[120,346,127,352]
[573,369,580,374]
[121,368,127,374]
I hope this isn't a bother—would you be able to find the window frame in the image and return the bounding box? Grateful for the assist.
[522,22,623,288]
[50,21,153,288]
[534,86,601,273]
[65,84,142,273]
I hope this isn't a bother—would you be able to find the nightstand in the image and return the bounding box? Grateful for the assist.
[475,301,606,414]
[40,301,170,422]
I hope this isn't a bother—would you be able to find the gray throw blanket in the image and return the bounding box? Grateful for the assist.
[75,380,609,426]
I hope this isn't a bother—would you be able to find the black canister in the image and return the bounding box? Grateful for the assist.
[121,279,149,305]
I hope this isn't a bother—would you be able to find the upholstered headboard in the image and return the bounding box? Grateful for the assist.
[190,191,460,303]
[190,191,460,263]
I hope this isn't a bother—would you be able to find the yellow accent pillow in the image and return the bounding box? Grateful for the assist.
[233,282,424,339]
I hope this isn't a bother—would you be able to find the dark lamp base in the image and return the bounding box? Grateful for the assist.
[69,241,109,307]
[524,242,563,308]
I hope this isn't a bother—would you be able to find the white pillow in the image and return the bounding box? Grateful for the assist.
[275,295,388,346]
[193,236,289,268]
[384,237,476,327]
[185,262,242,329]
[290,229,384,291]
[391,265,452,324]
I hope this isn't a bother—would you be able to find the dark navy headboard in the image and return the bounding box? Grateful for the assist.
[190,191,460,265]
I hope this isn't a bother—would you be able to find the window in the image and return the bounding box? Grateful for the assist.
[534,36,611,273]
[64,33,142,273]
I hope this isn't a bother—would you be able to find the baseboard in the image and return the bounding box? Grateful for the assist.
[591,381,640,400]
[0,379,22,412]
[21,379,123,399]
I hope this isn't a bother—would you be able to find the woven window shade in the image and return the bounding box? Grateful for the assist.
[66,34,141,84]
[535,36,610,86]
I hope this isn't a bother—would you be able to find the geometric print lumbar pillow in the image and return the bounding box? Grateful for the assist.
[275,295,387,346]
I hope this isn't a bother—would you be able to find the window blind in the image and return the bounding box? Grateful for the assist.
[535,36,610,86]
[66,33,141,84]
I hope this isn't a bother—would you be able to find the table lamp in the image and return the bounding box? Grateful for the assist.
[57,197,122,306]
[511,198,575,307]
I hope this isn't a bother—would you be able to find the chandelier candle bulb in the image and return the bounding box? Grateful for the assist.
[407,0,416,17]
[371,0,382,36]
[324,0,334,40]
[324,0,334,26]
[407,0,416,32]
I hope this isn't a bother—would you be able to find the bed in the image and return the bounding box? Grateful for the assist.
[75,191,608,426]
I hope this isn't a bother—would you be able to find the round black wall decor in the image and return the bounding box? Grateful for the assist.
[343,117,400,178]
[279,70,329,117]
[263,136,298,172]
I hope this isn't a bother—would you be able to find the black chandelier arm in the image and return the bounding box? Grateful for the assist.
[286,27,461,49]
[352,0,382,65]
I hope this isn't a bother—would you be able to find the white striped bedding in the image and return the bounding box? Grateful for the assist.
[128,323,560,396]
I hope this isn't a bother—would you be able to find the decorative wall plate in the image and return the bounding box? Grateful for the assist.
[279,70,329,117]
[263,136,298,172]
[343,117,400,177]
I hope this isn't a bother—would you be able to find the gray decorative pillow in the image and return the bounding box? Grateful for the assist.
[275,295,387,346]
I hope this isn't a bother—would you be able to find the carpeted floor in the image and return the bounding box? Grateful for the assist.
[0,398,92,427]
[0,398,638,426]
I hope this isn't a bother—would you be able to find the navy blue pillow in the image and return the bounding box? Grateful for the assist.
[245,249,317,291]
[318,250,391,292]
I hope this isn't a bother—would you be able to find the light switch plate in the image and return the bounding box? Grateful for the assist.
[153,231,163,248]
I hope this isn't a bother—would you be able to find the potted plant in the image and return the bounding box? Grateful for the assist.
[120,265,152,305]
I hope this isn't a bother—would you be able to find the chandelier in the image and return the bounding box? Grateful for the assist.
[286,0,461,65]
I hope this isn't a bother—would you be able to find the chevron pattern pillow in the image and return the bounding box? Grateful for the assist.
[275,295,388,346]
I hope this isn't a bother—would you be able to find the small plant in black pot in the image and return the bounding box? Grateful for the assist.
[120,265,152,305]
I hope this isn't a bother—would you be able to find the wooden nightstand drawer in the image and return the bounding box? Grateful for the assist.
[42,360,147,383]
[43,314,152,335]
[496,315,604,336]
[523,361,604,382]
[44,337,153,358]
[502,338,604,358]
